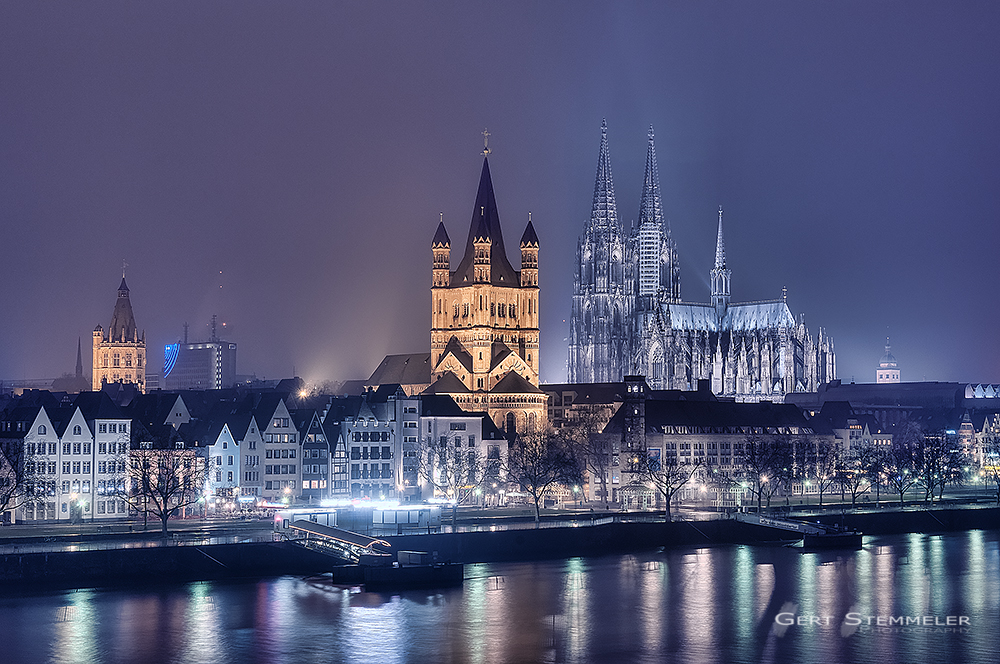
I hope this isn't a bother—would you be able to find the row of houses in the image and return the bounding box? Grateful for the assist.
[0,383,507,523]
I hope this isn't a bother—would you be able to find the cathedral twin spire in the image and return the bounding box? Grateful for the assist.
[638,126,664,230]
[589,119,619,230]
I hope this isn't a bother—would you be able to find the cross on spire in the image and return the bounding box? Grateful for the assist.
[482,128,490,155]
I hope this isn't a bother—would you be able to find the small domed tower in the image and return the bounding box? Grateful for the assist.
[876,337,900,383]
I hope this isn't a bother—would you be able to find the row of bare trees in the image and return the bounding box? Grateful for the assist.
[622,425,989,518]
[0,434,208,534]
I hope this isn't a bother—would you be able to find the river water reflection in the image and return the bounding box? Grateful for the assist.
[2,530,997,663]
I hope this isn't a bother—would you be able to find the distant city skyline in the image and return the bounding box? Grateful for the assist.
[2,2,998,387]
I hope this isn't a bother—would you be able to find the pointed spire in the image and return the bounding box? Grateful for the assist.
[711,206,731,317]
[638,125,664,228]
[520,214,538,247]
[109,273,138,342]
[432,219,451,247]
[589,119,619,229]
[714,206,726,269]
[75,337,83,378]
[453,156,518,285]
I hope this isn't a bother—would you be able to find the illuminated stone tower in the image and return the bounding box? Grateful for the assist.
[428,146,545,435]
[92,272,146,392]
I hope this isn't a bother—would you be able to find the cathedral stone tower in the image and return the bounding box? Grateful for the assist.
[428,152,545,435]
[568,121,836,401]
[92,273,146,392]
[568,120,632,383]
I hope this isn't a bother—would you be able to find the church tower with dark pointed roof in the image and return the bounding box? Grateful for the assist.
[428,148,544,436]
[92,271,146,392]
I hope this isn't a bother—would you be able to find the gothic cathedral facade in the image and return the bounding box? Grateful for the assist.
[92,275,146,392]
[427,155,546,435]
[568,122,835,401]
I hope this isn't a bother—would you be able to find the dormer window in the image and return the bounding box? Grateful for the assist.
[73,425,82,436]
[38,425,47,435]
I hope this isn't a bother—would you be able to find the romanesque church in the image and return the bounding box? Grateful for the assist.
[426,153,546,434]
[568,121,835,401]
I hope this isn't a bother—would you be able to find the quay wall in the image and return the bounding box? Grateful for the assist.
[1,507,996,587]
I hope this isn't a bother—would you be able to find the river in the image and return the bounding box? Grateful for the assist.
[2,529,997,663]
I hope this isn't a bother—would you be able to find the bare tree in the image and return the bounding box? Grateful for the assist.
[733,435,794,512]
[504,429,583,524]
[837,453,871,508]
[797,438,840,506]
[118,444,208,535]
[630,447,701,521]
[415,434,485,504]
[984,427,1000,505]
[882,442,918,507]
[856,442,887,507]
[562,409,614,510]
[0,439,42,521]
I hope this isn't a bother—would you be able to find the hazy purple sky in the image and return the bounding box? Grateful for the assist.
[2,2,998,387]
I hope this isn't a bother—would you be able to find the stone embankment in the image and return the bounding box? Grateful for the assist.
[1,506,995,588]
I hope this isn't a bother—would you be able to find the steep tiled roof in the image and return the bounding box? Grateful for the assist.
[423,372,472,394]
[451,158,519,287]
[492,371,543,394]
[367,353,432,386]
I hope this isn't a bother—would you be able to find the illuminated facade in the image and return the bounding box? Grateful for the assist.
[92,276,146,392]
[568,122,836,401]
[876,338,900,383]
[428,154,546,435]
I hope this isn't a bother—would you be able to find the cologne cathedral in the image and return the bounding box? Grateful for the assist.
[567,121,835,401]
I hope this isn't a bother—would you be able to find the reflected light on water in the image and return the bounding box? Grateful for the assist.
[3,530,997,664]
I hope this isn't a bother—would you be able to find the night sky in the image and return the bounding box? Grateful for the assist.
[2,2,998,388]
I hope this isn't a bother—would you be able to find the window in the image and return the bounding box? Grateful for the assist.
[228,455,234,466]
[83,443,91,455]
[109,424,117,433]
[82,462,90,474]
[62,462,70,474]
[99,443,107,455]
[49,443,56,455]
[99,424,107,434]
[63,443,71,455]
[72,462,80,474]
[73,443,81,455]
[227,471,233,482]
[216,471,222,483]
[450,422,467,431]
[37,425,46,435]
[99,462,107,474]
[74,425,82,436]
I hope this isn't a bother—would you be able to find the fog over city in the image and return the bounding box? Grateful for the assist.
[2,2,998,386]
